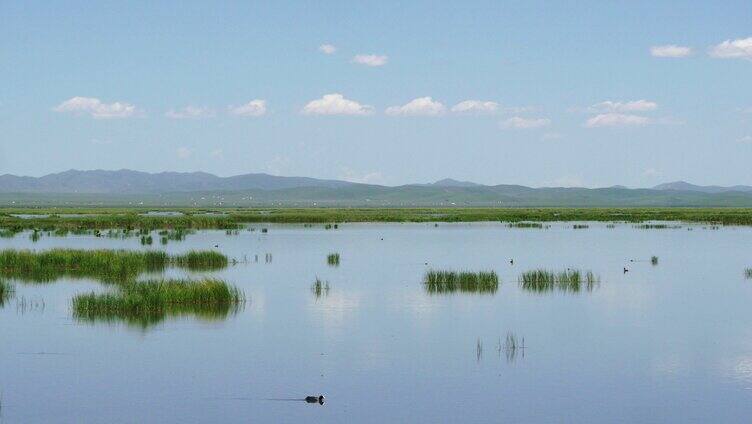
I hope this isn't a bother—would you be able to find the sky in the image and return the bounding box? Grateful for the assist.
[0,0,751,187]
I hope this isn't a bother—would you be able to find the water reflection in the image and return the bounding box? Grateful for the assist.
[0,279,14,308]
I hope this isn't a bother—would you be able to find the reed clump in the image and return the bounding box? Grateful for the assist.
[327,253,340,266]
[506,222,544,229]
[0,249,228,283]
[651,256,659,265]
[311,277,330,299]
[745,268,752,279]
[520,269,599,293]
[424,270,499,294]
[72,278,243,328]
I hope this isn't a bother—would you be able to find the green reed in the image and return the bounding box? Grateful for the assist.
[520,269,600,293]
[424,270,499,294]
[72,278,243,329]
[0,249,228,283]
[327,253,340,266]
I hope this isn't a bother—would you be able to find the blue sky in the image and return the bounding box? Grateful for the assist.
[1,0,750,187]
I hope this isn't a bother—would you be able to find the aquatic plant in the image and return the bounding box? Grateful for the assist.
[423,270,499,294]
[311,277,330,299]
[72,278,243,329]
[745,268,752,279]
[651,256,659,265]
[519,269,599,293]
[327,253,340,266]
[572,224,589,229]
[506,222,544,229]
[170,250,228,271]
[0,249,228,283]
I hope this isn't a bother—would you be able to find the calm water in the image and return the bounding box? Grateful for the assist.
[1,223,752,423]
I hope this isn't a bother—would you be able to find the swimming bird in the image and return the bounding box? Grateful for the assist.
[305,395,325,405]
[510,259,514,265]
[623,267,629,273]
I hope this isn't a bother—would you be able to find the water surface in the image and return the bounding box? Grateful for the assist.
[1,222,751,423]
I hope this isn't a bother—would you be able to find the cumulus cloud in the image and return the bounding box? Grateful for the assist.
[650,45,692,58]
[319,44,337,54]
[585,113,650,128]
[176,147,193,159]
[165,106,215,119]
[352,54,388,67]
[739,135,752,144]
[501,116,551,129]
[339,167,385,185]
[53,96,137,119]
[451,100,499,114]
[228,100,267,117]
[709,37,752,59]
[302,93,373,116]
[385,97,445,116]
[589,100,658,113]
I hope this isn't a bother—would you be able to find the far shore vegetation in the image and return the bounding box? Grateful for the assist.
[2,208,752,232]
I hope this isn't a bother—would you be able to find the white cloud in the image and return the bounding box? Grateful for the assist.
[542,175,585,188]
[228,100,267,117]
[339,167,385,185]
[501,116,551,129]
[643,168,663,178]
[709,37,752,59]
[650,45,692,58]
[738,135,752,144]
[385,97,445,116]
[319,44,337,54]
[590,100,658,113]
[165,106,215,119]
[352,54,388,67]
[53,96,137,119]
[176,147,193,159]
[302,93,373,116]
[210,149,224,159]
[451,100,499,114]
[585,113,650,128]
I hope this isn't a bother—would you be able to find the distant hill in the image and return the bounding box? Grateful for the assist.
[429,178,485,188]
[0,169,354,193]
[2,170,752,207]
[653,181,752,194]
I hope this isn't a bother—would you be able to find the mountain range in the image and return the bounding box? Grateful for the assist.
[1,170,752,207]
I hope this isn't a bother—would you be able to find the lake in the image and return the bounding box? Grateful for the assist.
[1,222,751,423]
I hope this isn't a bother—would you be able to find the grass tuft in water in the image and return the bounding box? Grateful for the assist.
[745,268,752,279]
[572,224,589,229]
[327,253,340,267]
[311,277,330,299]
[424,270,499,294]
[506,222,544,229]
[0,249,228,283]
[651,256,659,265]
[519,269,600,293]
[72,278,244,329]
